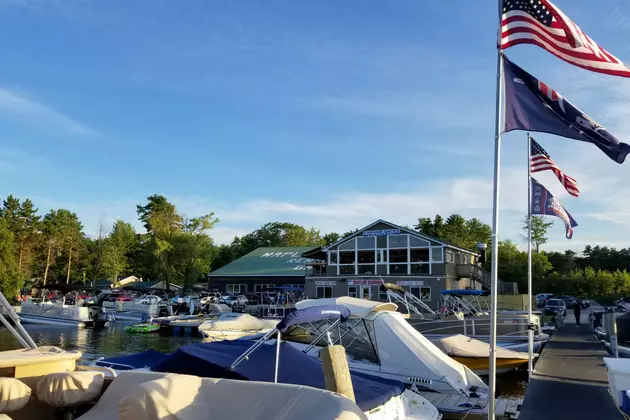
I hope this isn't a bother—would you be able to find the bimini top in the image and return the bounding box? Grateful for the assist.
[276,305,351,332]
[296,297,397,318]
[440,289,490,296]
[152,339,405,412]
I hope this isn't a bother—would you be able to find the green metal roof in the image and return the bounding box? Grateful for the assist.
[209,246,318,277]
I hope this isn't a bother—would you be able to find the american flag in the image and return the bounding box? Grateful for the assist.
[501,0,630,78]
[531,138,580,197]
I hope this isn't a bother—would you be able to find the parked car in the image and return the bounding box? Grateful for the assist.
[221,294,248,309]
[544,298,567,319]
[536,293,554,307]
[554,295,578,309]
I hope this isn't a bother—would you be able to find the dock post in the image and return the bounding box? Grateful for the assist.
[320,345,355,402]
[610,311,619,358]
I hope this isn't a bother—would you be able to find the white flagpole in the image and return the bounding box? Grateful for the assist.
[488,1,505,418]
[527,133,534,380]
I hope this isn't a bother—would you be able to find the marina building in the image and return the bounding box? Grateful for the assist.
[207,246,316,296]
[302,220,489,309]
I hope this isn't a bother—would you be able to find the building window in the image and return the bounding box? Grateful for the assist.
[388,234,408,248]
[358,250,375,264]
[410,286,431,301]
[329,251,338,265]
[255,284,275,294]
[389,249,407,263]
[357,236,375,249]
[227,284,246,294]
[389,264,408,274]
[339,265,355,275]
[431,247,443,262]
[410,236,430,247]
[339,239,356,250]
[358,265,375,275]
[376,249,388,263]
[446,251,455,263]
[316,286,333,299]
[410,264,430,274]
[339,251,356,264]
[410,248,429,262]
[377,236,388,248]
[348,286,358,298]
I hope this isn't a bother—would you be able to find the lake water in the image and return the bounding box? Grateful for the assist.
[0,324,527,398]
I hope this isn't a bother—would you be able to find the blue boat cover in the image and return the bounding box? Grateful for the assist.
[276,305,351,332]
[153,340,405,411]
[96,350,168,370]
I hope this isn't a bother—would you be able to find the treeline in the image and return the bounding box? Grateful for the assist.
[1,196,628,299]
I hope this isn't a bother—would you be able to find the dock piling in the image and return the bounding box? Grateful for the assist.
[320,345,355,402]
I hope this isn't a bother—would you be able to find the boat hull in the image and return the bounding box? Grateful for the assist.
[18,314,89,327]
[451,356,528,376]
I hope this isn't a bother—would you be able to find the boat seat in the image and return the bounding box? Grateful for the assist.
[0,378,31,413]
[36,371,104,407]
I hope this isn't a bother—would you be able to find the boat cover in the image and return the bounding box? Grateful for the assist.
[198,313,277,332]
[152,339,405,411]
[431,335,529,359]
[370,311,488,392]
[296,297,397,318]
[276,305,351,332]
[96,350,168,370]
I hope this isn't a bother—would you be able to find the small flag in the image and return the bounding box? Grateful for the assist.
[503,55,630,164]
[501,0,630,77]
[531,138,579,197]
[531,177,578,239]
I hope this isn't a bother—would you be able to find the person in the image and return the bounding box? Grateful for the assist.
[574,301,582,327]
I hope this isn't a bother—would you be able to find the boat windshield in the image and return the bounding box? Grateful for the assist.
[284,318,379,364]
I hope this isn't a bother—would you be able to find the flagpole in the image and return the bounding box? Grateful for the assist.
[488,0,505,418]
[527,133,534,380]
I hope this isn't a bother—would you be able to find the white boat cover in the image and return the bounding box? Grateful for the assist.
[198,313,278,332]
[36,371,104,407]
[296,297,398,318]
[78,371,366,420]
[0,377,31,412]
[431,335,529,359]
[370,311,488,393]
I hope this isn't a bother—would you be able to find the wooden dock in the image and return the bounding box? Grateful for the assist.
[518,307,622,420]
[417,391,520,419]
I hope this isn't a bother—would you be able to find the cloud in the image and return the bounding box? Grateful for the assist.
[0,88,93,135]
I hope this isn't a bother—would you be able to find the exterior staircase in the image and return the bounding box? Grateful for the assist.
[456,264,518,294]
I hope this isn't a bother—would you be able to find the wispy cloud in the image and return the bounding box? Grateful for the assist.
[0,88,93,136]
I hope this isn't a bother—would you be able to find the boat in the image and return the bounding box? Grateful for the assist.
[0,291,429,420]
[385,286,552,345]
[197,312,279,341]
[19,291,107,327]
[430,334,532,375]
[99,291,168,322]
[290,297,522,419]
[101,304,441,419]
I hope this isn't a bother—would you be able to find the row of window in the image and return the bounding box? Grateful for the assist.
[337,234,431,250]
[315,285,432,302]
[225,284,301,294]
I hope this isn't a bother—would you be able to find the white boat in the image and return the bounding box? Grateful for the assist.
[100,293,167,321]
[198,312,278,341]
[604,357,630,409]
[19,299,104,327]
[291,297,522,419]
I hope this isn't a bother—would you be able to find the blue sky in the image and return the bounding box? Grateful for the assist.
[1,0,630,252]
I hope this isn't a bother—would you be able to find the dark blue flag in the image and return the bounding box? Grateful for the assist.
[531,177,578,239]
[503,55,630,164]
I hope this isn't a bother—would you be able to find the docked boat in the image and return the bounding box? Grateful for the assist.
[19,294,106,327]
[430,334,532,375]
[99,291,168,322]
[197,312,278,341]
[604,357,630,411]
[290,297,521,419]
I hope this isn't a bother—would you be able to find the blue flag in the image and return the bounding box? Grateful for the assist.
[503,55,630,164]
[531,177,578,239]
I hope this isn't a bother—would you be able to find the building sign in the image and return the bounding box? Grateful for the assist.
[315,281,337,286]
[348,279,383,286]
[396,280,424,286]
[363,229,401,237]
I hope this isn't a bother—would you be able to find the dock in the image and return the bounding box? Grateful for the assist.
[519,306,622,420]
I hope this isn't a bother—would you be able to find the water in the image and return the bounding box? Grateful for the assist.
[0,324,527,398]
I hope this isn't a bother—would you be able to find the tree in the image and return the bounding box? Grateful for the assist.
[105,220,137,282]
[231,222,324,259]
[323,232,340,246]
[415,214,490,250]
[0,196,40,287]
[137,195,183,290]
[175,214,219,288]
[523,215,553,279]
[0,217,19,296]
